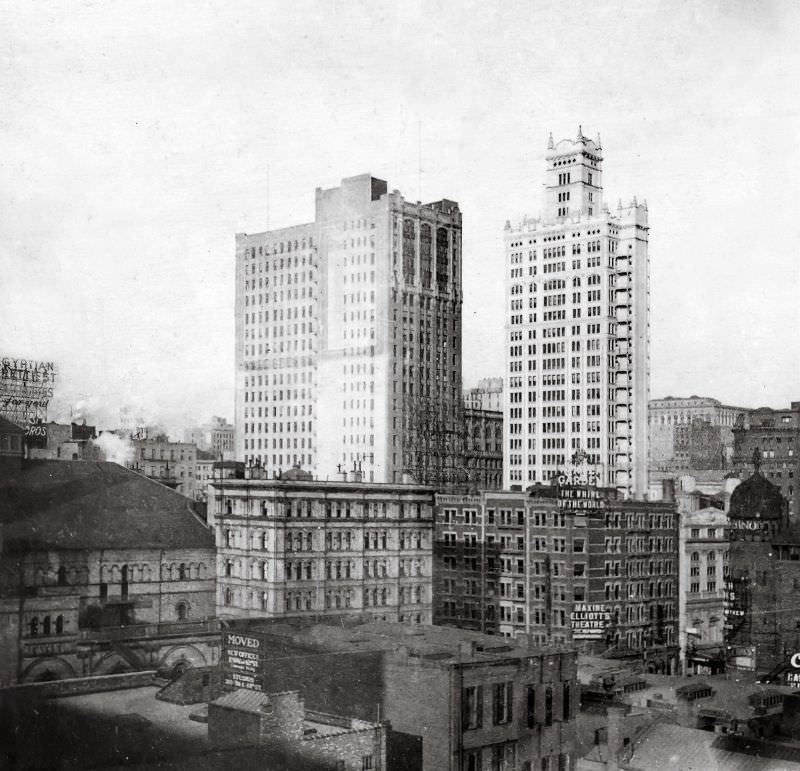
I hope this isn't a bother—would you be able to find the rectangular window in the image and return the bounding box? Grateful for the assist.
[493,681,513,725]
[463,685,483,729]
[527,685,536,727]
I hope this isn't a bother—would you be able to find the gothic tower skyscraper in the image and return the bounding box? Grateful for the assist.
[503,129,649,497]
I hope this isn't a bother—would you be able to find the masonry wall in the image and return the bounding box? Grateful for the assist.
[259,642,386,723]
[301,726,385,771]
[208,704,263,747]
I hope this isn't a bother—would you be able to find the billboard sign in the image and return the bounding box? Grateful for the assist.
[571,603,611,640]
[0,357,57,425]
[222,631,264,691]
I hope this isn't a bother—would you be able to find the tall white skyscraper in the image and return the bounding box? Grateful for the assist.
[235,174,464,485]
[503,129,649,497]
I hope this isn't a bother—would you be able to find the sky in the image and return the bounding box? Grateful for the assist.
[2,0,799,434]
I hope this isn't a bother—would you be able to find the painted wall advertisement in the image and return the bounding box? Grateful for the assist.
[571,603,611,640]
[222,632,264,691]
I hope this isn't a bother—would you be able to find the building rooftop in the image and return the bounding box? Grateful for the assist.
[578,657,797,722]
[0,459,214,552]
[729,470,787,521]
[1,684,339,770]
[211,477,436,494]
[237,618,568,664]
[627,722,800,770]
[0,415,25,434]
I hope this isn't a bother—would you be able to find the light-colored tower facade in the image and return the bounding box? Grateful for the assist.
[235,174,463,485]
[503,129,649,497]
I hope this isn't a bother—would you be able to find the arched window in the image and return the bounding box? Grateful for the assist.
[224,587,232,606]
[691,552,700,562]
[29,618,39,637]
[57,566,68,586]
[43,616,51,635]
[179,563,187,580]
[176,602,188,621]
[55,615,64,634]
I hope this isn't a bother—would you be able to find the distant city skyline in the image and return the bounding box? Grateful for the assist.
[3,1,799,433]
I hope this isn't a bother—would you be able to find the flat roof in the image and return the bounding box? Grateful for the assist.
[236,618,571,664]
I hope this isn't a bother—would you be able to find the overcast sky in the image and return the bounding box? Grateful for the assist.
[2,0,799,433]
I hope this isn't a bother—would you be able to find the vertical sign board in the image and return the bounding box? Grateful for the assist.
[222,632,264,691]
[722,577,747,636]
[570,603,611,639]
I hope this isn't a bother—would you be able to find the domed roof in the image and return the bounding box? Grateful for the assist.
[279,464,313,481]
[728,471,786,521]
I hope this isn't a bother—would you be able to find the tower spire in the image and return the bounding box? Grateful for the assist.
[547,132,554,150]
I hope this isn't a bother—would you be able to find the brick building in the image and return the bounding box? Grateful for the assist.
[210,468,435,623]
[434,484,678,673]
[208,688,385,770]
[0,459,218,686]
[225,619,578,771]
[732,402,800,517]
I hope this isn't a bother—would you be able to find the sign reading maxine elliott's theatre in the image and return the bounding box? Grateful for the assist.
[571,603,611,639]
[222,632,264,691]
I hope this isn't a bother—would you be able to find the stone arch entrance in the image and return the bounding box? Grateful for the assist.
[22,657,77,683]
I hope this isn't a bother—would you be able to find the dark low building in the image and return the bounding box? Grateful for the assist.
[725,454,800,679]
[223,618,579,771]
[0,459,219,686]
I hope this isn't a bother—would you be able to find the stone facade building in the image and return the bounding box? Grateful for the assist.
[210,470,435,623]
[434,484,679,673]
[129,436,198,498]
[503,129,649,497]
[679,506,728,674]
[0,459,218,686]
[649,395,748,475]
[463,407,503,491]
[464,377,503,412]
[235,173,464,488]
[184,416,235,459]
